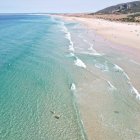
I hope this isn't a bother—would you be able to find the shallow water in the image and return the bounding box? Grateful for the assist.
[0,15,87,140]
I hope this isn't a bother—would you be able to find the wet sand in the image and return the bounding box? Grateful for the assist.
[54,15,140,140]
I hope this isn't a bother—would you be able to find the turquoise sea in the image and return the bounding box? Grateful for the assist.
[1,14,140,140]
[0,14,87,140]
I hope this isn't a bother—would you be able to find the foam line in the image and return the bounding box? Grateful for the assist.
[130,59,140,66]
[74,57,86,69]
[66,53,75,57]
[83,39,102,56]
[131,86,140,100]
[95,61,109,72]
[128,82,140,100]
[70,83,76,91]
[107,81,117,91]
[114,64,130,80]
[61,23,75,52]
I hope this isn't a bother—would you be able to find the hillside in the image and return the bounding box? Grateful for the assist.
[87,1,140,22]
[96,1,140,14]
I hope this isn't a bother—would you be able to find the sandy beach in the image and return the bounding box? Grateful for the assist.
[55,14,140,140]
[57,15,140,51]
[56,14,140,88]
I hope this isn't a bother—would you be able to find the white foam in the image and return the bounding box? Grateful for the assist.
[80,51,103,56]
[127,82,140,100]
[95,61,109,72]
[69,43,74,52]
[61,23,68,33]
[27,13,48,16]
[114,64,123,72]
[74,57,86,69]
[88,46,93,51]
[65,32,71,40]
[107,81,117,91]
[66,53,75,57]
[130,59,140,66]
[89,50,102,56]
[70,83,76,91]
[83,39,102,56]
[114,64,130,80]
[131,87,140,100]
[114,64,140,100]
[61,23,75,52]
[83,39,87,42]
[88,44,102,56]
[65,32,75,52]
[123,72,130,80]
[128,82,140,100]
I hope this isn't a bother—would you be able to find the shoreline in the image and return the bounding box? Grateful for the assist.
[55,14,140,94]
[55,14,140,51]
[54,14,140,140]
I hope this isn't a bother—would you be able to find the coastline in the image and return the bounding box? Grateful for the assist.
[55,15,140,51]
[55,14,140,94]
[55,14,140,95]
[54,14,140,140]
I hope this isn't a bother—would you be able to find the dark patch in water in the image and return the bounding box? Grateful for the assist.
[114,111,119,114]
[54,115,60,119]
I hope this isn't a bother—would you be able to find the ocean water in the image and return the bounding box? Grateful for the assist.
[0,14,87,140]
[1,14,140,140]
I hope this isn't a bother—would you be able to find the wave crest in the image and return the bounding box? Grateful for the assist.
[74,57,86,69]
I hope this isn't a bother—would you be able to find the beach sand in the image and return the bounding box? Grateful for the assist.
[57,15,140,51]
[56,14,140,90]
[54,15,140,140]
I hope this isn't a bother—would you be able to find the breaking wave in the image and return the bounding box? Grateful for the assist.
[83,39,103,56]
[107,81,117,91]
[114,64,140,100]
[61,23,75,52]
[128,82,140,100]
[74,57,86,69]
[95,61,109,72]
[70,83,76,91]
[114,64,130,80]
